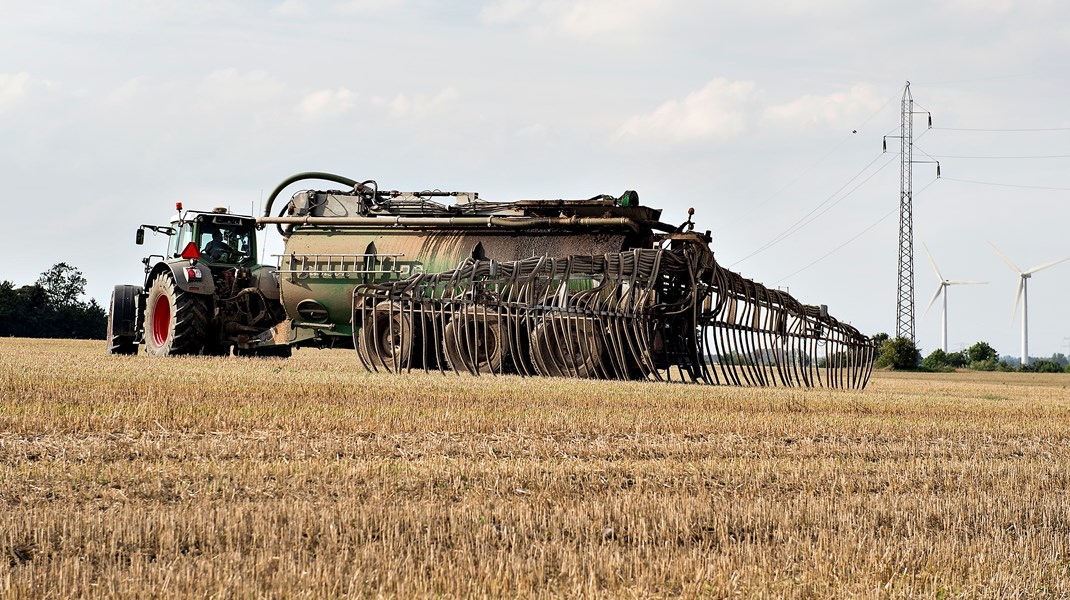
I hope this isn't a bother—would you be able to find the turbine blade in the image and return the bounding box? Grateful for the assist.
[988,241,1023,274]
[1026,255,1070,275]
[945,280,989,285]
[922,242,943,281]
[922,284,943,318]
[1012,276,1024,321]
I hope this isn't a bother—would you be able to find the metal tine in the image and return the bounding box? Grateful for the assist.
[353,287,373,373]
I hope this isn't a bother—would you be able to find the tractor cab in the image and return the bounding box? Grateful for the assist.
[168,208,258,267]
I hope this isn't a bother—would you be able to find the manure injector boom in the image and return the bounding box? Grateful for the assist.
[109,172,876,389]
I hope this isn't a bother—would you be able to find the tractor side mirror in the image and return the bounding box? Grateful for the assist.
[135,228,145,245]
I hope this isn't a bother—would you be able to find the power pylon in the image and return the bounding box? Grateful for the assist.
[896,83,916,342]
[883,82,935,343]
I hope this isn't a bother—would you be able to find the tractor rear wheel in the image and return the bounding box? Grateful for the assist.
[143,272,208,356]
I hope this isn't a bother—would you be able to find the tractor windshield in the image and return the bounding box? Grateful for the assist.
[197,222,254,265]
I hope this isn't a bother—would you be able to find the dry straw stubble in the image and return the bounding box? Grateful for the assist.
[2,338,1070,598]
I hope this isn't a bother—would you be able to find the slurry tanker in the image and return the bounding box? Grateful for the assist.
[108,172,875,388]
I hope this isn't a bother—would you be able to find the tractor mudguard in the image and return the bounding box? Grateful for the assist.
[146,260,216,296]
[251,265,281,301]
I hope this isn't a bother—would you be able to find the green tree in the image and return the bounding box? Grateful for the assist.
[922,349,954,372]
[876,337,920,370]
[947,350,967,368]
[0,265,106,339]
[36,262,88,307]
[1029,359,1062,374]
[966,341,998,364]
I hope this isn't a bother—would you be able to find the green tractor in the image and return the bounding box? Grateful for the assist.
[106,204,290,357]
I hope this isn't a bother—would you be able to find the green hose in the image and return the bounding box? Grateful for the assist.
[262,172,360,218]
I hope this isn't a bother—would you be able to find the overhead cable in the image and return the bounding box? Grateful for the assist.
[774,178,939,285]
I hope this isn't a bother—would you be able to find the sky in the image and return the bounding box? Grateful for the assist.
[2,0,1069,360]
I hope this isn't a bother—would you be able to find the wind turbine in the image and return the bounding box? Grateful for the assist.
[988,242,1070,367]
[922,243,987,353]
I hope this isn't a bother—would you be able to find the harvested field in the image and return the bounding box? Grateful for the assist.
[2,337,1070,598]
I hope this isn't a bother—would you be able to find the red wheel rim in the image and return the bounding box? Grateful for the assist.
[152,295,171,347]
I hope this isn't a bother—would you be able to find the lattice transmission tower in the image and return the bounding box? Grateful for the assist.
[896,84,916,341]
[884,82,935,343]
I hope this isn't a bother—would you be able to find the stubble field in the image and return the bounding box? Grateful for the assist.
[2,337,1070,598]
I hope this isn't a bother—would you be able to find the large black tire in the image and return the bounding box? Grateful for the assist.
[530,315,605,378]
[143,272,208,356]
[106,285,140,355]
[357,301,422,371]
[442,313,505,374]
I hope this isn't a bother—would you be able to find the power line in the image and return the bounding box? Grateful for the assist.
[941,177,1070,191]
[738,133,853,222]
[730,152,895,267]
[774,178,940,285]
[932,153,1070,159]
[739,91,898,222]
[933,126,1070,132]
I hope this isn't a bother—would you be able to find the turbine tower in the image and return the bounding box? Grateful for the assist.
[921,243,986,353]
[989,243,1070,367]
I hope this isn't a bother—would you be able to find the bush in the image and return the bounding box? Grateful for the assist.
[968,359,997,372]
[966,341,998,364]
[921,349,955,372]
[876,337,921,370]
[1030,359,1063,374]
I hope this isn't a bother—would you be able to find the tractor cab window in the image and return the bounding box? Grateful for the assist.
[198,223,253,264]
[171,222,194,257]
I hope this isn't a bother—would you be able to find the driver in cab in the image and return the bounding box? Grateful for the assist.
[201,228,234,261]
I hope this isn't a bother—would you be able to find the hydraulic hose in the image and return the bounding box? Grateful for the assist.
[262,172,362,238]
[262,172,361,218]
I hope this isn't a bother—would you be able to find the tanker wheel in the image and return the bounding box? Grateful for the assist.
[443,314,504,374]
[143,272,208,356]
[358,301,422,371]
[106,289,138,355]
[608,288,659,379]
[530,315,605,379]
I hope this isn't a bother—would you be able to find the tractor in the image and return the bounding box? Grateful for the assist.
[106,204,290,357]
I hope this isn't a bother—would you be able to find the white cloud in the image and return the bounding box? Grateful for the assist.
[298,88,358,120]
[480,0,533,24]
[271,0,311,17]
[195,69,287,109]
[333,0,406,15]
[764,84,885,128]
[515,123,548,140]
[616,78,756,143]
[557,0,663,36]
[106,76,153,105]
[480,0,667,36]
[0,73,33,111]
[374,87,459,119]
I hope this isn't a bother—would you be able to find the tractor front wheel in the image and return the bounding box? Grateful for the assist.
[106,285,140,355]
[143,272,208,356]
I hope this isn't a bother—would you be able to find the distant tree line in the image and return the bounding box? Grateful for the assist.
[0,263,106,339]
[872,332,1070,373]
